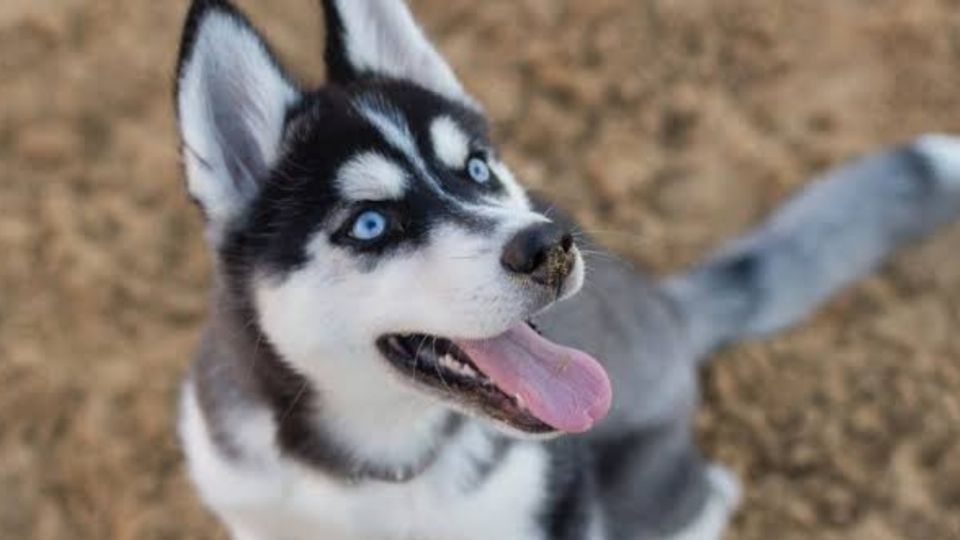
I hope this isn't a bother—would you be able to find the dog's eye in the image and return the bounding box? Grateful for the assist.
[350,210,389,241]
[466,156,491,184]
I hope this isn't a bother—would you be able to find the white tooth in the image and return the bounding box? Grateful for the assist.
[514,394,525,408]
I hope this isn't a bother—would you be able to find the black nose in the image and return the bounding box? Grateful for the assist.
[501,222,575,287]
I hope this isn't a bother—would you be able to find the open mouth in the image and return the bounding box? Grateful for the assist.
[376,322,612,435]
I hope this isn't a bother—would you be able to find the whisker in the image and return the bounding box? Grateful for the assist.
[414,334,434,387]
[575,227,653,246]
[578,249,621,262]
[278,379,309,428]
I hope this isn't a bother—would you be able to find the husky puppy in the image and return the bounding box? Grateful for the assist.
[174,1,960,538]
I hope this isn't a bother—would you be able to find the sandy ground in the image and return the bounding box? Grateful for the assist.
[2,0,960,538]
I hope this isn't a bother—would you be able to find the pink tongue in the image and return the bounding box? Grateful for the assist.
[455,324,612,433]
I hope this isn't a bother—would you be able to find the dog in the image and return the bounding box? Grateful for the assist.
[174,1,960,538]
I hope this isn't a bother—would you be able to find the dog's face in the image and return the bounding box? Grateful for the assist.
[176,1,609,436]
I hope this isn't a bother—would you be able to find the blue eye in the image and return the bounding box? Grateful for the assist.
[350,210,388,241]
[467,157,491,184]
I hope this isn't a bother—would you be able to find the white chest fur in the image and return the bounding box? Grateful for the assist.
[180,384,551,540]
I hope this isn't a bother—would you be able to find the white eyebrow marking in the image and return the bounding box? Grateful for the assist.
[336,152,408,201]
[356,97,420,162]
[354,96,456,200]
[430,116,470,169]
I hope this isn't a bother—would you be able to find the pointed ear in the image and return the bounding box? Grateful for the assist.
[175,0,301,241]
[321,0,477,108]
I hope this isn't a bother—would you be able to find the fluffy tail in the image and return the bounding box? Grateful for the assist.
[662,135,960,359]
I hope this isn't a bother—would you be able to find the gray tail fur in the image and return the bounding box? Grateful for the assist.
[662,134,960,359]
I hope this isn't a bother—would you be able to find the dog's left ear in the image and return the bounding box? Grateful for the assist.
[321,0,477,108]
[175,0,301,242]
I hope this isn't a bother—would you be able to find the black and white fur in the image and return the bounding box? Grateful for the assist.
[174,1,960,538]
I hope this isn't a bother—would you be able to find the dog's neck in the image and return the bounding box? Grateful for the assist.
[197,283,466,482]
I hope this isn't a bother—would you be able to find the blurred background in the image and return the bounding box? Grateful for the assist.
[3,0,960,538]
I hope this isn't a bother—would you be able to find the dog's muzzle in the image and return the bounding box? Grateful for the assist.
[501,222,576,291]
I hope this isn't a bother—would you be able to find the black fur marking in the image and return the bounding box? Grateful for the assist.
[321,0,362,84]
[716,252,759,291]
[463,436,514,493]
[696,251,764,348]
[266,353,465,485]
[901,143,939,192]
[263,348,465,484]
[539,438,597,540]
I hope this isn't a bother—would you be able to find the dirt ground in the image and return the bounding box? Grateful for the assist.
[3,0,960,538]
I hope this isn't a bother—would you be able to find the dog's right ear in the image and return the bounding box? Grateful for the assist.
[320,0,477,109]
[175,0,301,242]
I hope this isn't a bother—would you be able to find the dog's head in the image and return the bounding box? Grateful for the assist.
[175,0,610,436]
